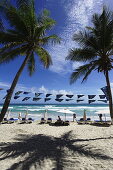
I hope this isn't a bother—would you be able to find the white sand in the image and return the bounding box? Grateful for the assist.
[0,121,113,170]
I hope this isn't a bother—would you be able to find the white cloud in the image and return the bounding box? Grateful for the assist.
[38,86,73,96]
[38,85,49,94]
[0,82,10,88]
[47,0,104,74]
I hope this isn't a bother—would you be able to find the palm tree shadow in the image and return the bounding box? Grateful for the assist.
[0,131,113,170]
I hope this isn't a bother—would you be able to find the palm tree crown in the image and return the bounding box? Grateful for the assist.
[66,6,113,83]
[0,0,60,75]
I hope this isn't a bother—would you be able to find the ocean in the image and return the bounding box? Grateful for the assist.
[0,104,110,121]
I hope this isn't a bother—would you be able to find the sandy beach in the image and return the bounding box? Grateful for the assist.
[0,121,113,170]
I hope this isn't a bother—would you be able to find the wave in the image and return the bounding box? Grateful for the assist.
[0,106,13,109]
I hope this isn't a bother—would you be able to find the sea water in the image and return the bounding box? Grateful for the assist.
[0,104,110,121]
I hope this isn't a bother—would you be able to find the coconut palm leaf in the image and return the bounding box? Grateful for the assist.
[67,48,97,62]
[16,0,31,9]
[70,63,96,84]
[39,35,61,45]
[35,47,52,68]
[38,9,56,30]
[0,45,27,64]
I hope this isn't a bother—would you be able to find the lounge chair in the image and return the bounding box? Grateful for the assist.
[91,120,111,127]
[47,118,52,124]
[87,118,91,121]
[54,120,64,126]
[40,118,46,124]
[21,117,27,124]
[27,118,34,123]
[77,118,85,124]
[85,118,92,124]
[2,118,8,124]
[8,118,15,124]
[77,117,92,125]
[63,120,70,126]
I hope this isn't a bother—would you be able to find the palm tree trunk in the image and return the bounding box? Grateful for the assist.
[105,71,113,124]
[0,52,31,122]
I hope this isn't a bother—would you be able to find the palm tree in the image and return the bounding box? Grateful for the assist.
[0,0,60,122]
[66,6,113,124]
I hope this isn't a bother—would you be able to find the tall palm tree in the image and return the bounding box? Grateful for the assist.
[66,7,113,124]
[0,0,60,122]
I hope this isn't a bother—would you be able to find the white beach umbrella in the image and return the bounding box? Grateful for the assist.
[57,109,74,121]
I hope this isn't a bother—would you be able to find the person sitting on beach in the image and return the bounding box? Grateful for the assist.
[57,116,62,122]
[55,116,63,126]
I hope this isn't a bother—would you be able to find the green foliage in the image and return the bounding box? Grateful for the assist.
[0,0,60,75]
[67,6,113,83]
[27,52,35,76]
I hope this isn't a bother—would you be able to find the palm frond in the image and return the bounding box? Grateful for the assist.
[67,48,97,62]
[39,35,61,45]
[0,42,26,54]
[0,45,27,64]
[0,31,27,43]
[0,3,29,35]
[70,63,96,84]
[35,47,52,68]
[16,0,31,9]
[73,31,101,52]
[38,9,56,30]
[27,52,35,76]
[81,63,98,82]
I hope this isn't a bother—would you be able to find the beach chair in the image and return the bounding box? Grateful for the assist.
[40,118,46,124]
[87,118,91,121]
[77,118,85,124]
[91,121,111,127]
[8,118,15,124]
[21,117,27,124]
[27,118,34,123]
[47,118,52,124]
[63,120,70,126]
[2,118,8,124]
[85,118,92,124]
[54,120,64,126]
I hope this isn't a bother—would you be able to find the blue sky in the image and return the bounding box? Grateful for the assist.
[0,0,113,104]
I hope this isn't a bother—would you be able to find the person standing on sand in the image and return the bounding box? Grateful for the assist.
[98,114,103,121]
[73,113,76,122]
[18,112,22,120]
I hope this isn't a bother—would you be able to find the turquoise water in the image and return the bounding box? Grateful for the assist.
[0,104,110,121]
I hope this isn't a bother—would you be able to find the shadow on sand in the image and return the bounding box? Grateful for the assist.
[0,131,113,170]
